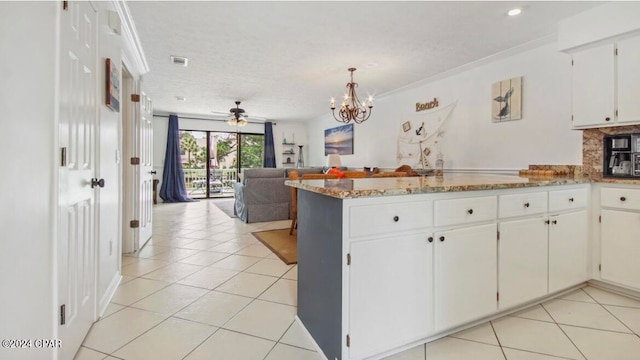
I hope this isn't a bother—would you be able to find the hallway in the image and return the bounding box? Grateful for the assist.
[76,200,640,360]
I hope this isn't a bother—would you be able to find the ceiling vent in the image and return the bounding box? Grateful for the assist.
[170,55,188,67]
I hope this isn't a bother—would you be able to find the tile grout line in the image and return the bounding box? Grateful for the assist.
[540,302,588,360]
[489,321,508,360]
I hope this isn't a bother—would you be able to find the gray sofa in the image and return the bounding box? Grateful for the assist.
[234,167,324,223]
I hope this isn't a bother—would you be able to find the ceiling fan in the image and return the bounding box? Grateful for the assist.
[211,100,267,126]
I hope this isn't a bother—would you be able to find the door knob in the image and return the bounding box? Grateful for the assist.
[150,170,157,175]
[439,236,445,242]
[620,196,627,202]
[568,197,574,202]
[605,117,611,122]
[551,220,557,225]
[393,216,399,222]
[467,209,474,214]
[91,178,105,188]
[427,237,434,243]
[524,202,530,208]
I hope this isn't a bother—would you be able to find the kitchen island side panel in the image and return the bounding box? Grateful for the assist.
[297,190,344,360]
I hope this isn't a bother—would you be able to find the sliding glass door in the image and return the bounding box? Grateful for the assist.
[180,130,264,199]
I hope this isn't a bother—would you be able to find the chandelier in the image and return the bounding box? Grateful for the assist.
[330,67,373,124]
[227,101,248,127]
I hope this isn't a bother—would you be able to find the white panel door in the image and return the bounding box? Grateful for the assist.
[617,35,640,123]
[58,1,98,358]
[137,91,153,249]
[434,224,497,332]
[498,218,548,309]
[572,43,615,127]
[548,211,588,292]
[348,233,433,360]
[601,209,640,290]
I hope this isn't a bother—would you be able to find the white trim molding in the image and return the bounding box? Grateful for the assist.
[112,0,149,76]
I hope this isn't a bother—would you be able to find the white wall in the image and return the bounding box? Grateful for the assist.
[0,3,57,358]
[308,42,583,171]
[96,2,124,315]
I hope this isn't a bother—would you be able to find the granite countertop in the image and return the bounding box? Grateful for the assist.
[285,173,592,199]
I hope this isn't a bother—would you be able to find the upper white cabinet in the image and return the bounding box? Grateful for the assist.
[571,34,640,128]
[572,43,615,128]
[617,36,640,123]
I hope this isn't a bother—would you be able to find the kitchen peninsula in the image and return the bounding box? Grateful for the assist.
[286,173,591,360]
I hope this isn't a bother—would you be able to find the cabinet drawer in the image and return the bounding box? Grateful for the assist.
[548,188,587,212]
[349,201,432,238]
[601,187,640,210]
[499,192,547,218]
[434,196,497,227]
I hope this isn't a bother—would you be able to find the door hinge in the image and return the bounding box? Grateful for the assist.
[60,304,66,325]
[60,147,67,167]
[599,264,602,272]
[615,109,618,117]
[615,48,618,56]
[62,1,68,11]
[131,94,141,102]
[131,157,140,165]
[347,253,351,266]
[497,292,500,301]
[571,59,574,66]
[497,231,500,241]
[571,114,574,122]
[130,220,140,228]
[599,215,602,223]
[346,334,350,347]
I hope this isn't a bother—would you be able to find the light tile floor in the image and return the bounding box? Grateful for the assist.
[77,200,640,360]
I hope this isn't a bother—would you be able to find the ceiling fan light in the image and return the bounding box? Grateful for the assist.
[238,117,248,127]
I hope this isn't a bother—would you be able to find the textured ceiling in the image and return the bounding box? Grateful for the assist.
[127,1,601,122]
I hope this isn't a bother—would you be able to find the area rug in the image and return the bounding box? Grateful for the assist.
[251,229,297,264]
[212,198,237,218]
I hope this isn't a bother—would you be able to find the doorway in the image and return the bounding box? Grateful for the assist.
[180,130,264,199]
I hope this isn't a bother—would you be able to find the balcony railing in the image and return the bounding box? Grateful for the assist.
[183,168,237,197]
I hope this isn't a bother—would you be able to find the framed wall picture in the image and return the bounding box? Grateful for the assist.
[492,76,522,122]
[324,123,354,155]
[106,58,120,112]
[402,121,412,132]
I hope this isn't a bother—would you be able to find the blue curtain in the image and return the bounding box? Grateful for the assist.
[263,121,276,168]
[159,115,194,202]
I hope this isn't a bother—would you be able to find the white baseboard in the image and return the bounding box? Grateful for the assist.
[98,272,122,318]
[587,279,640,300]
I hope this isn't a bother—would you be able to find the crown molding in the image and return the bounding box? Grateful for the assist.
[112,0,149,76]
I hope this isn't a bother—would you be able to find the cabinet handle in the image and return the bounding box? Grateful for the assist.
[605,117,611,122]
[524,202,530,208]
[552,220,557,225]
[620,196,627,202]
[439,236,445,242]
[393,215,399,222]
[467,209,474,214]
[545,220,550,224]
[428,237,434,243]
[569,197,574,202]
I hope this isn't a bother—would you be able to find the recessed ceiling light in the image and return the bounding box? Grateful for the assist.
[507,8,522,16]
[170,55,188,67]
[176,96,186,101]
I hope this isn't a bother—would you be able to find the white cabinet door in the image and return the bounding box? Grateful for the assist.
[434,224,497,331]
[348,233,433,360]
[617,35,640,123]
[498,218,548,309]
[549,211,588,292]
[572,43,615,127]
[601,209,640,290]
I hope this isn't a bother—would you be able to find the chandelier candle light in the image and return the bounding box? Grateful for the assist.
[330,67,373,124]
